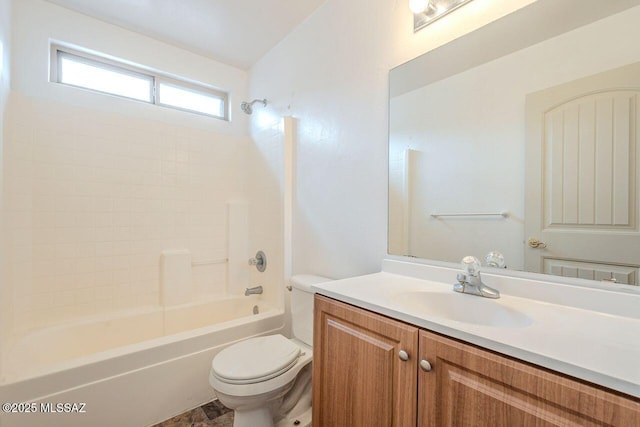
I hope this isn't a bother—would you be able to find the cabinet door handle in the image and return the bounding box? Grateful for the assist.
[420,359,432,372]
[398,350,409,361]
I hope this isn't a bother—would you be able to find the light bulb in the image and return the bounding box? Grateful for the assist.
[409,0,430,14]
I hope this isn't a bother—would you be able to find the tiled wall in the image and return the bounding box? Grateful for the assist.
[3,93,249,332]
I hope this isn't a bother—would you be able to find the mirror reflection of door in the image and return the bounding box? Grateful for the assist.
[525,63,640,285]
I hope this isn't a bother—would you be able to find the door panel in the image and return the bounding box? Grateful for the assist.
[544,92,635,229]
[544,258,636,284]
[525,62,640,285]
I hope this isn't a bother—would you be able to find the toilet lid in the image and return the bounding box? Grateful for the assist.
[212,335,301,384]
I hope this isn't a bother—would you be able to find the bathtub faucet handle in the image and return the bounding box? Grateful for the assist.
[245,285,263,296]
[248,250,267,272]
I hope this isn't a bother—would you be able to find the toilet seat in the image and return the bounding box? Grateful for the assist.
[212,334,301,385]
[210,338,312,399]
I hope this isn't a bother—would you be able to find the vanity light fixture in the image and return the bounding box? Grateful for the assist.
[411,0,474,32]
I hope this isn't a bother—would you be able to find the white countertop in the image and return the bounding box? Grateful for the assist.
[311,260,640,398]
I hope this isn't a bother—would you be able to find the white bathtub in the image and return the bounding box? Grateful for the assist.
[0,295,285,427]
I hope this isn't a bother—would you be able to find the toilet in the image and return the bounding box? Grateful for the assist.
[209,274,330,427]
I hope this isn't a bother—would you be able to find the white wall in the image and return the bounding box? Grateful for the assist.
[249,0,536,279]
[0,0,12,375]
[0,0,9,115]
[2,0,259,335]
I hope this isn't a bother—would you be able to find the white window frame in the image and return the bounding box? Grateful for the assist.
[50,43,229,121]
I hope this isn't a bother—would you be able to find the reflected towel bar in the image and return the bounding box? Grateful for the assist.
[431,212,508,218]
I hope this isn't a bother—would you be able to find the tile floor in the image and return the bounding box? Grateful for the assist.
[152,400,233,427]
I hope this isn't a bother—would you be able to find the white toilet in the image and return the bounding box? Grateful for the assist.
[209,274,330,427]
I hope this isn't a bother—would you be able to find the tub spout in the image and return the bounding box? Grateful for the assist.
[245,286,263,296]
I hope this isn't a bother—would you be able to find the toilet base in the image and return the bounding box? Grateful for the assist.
[217,383,294,427]
[275,406,312,427]
[231,402,312,427]
[226,365,312,427]
[233,405,274,427]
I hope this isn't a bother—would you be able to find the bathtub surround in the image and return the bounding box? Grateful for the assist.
[227,201,251,296]
[2,0,252,332]
[1,0,288,425]
[1,0,289,334]
[160,250,194,306]
[3,93,249,331]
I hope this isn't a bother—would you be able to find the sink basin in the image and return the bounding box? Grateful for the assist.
[392,291,532,328]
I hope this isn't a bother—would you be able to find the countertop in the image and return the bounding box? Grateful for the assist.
[311,261,640,398]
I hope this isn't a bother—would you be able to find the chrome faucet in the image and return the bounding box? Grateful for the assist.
[453,256,500,299]
[245,285,263,296]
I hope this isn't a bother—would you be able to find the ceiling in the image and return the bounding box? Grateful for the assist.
[45,0,325,70]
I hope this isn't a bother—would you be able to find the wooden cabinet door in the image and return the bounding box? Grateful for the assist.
[418,330,640,427]
[313,295,418,427]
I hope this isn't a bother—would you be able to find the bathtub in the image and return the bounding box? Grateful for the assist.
[0,295,285,427]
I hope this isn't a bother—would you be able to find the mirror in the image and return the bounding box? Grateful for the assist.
[389,0,640,286]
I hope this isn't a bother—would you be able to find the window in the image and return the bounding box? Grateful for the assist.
[57,51,153,102]
[50,44,228,120]
[158,82,224,117]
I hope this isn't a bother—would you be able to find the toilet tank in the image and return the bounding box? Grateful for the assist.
[290,274,331,346]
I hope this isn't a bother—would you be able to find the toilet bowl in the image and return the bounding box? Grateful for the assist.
[209,274,331,427]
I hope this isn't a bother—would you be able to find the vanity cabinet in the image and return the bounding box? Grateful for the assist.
[312,294,418,427]
[313,295,640,427]
[418,330,640,426]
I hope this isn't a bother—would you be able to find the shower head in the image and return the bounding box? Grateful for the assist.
[240,99,267,115]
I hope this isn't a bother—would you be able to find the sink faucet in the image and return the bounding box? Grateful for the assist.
[245,285,263,296]
[453,256,500,299]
